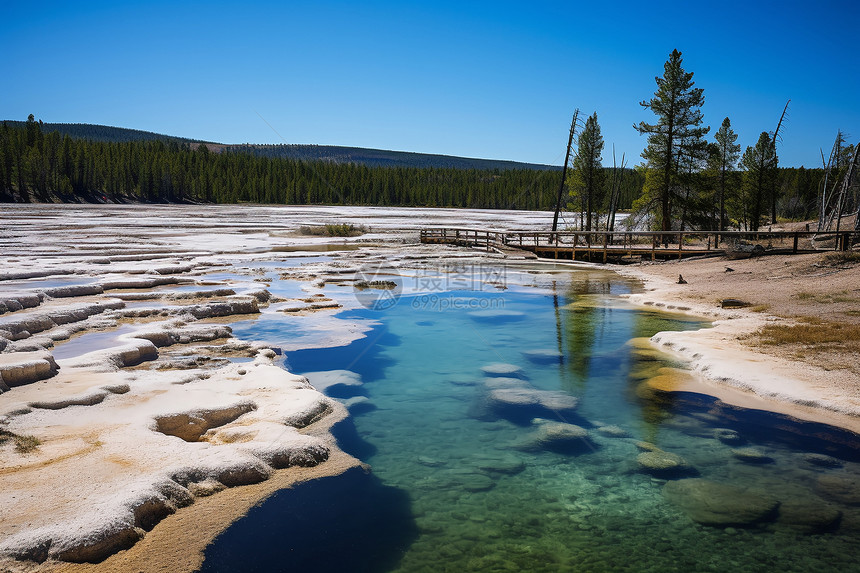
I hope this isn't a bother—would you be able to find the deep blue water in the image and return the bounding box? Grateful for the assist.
[202,265,860,573]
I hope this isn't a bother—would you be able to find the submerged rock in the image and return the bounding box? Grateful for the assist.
[514,422,591,453]
[481,376,526,390]
[662,479,779,526]
[777,497,842,533]
[634,441,660,452]
[480,363,525,378]
[816,474,860,506]
[596,425,630,438]
[485,387,579,423]
[713,428,744,445]
[637,450,694,478]
[486,387,538,407]
[731,448,774,464]
[804,453,843,468]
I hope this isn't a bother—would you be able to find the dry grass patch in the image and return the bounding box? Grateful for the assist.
[753,317,860,348]
[298,223,366,237]
[821,251,860,266]
[792,290,855,304]
[0,429,42,453]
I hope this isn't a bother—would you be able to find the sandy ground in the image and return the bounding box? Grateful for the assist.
[1,204,858,571]
[615,250,860,432]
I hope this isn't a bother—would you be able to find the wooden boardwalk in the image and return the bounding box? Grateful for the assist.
[420,228,857,263]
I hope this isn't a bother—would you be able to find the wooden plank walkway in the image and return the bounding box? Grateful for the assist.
[420,228,857,263]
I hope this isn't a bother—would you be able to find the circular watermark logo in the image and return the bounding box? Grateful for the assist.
[353,263,403,310]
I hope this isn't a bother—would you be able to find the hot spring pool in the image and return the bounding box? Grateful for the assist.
[202,264,860,573]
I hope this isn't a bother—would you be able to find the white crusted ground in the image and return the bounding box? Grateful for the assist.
[0,204,563,568]
[0,357,336,563]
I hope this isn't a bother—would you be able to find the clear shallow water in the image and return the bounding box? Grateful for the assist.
[52,325,138,360]
[0,277,97,289]
[237,255,332,268]
[203,266,860,573]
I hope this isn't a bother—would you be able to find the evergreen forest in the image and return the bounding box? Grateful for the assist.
[0,92,846,232]
[0,116,642,211]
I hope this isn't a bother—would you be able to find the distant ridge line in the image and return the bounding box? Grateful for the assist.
[1,120,560,172]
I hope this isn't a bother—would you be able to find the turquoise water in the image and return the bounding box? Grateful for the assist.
[203,265,860,573]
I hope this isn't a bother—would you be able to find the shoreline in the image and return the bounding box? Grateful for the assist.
[50,423,360,573]
[611,254,860,435]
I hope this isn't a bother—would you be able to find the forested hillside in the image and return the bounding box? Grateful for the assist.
[1,120,209,145]
[0,117,600,209]
[229,144,560,170]
[2,120,558,171]
[0,116,828,227]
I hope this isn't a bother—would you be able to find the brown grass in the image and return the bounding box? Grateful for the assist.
[0,429,42,453]
[822,251,860,266]
[793,290,855,304]
[298,223,366,237]
[754,318,860,348]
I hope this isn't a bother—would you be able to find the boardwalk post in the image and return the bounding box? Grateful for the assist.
[603,233,608,263]
[793,232,799,253]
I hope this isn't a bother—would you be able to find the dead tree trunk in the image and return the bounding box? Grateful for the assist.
[770,100,790,224]
[552,110,580,232]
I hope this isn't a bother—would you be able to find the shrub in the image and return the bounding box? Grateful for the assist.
[298,223,366,237]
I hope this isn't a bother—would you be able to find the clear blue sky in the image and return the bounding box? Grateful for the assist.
[3,0,858,168]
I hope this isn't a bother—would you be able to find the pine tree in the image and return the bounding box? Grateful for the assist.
[569,112,605,231]
[713,117,741,233]
[635,49,709,236]
[741,132,776,231]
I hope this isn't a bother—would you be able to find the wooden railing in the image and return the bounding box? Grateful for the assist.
[420,228,858,262]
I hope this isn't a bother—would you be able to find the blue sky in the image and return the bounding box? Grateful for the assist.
[3,1,858,167]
